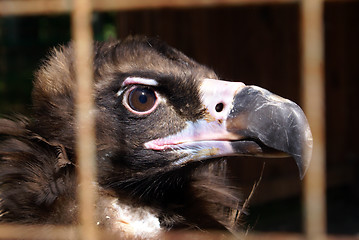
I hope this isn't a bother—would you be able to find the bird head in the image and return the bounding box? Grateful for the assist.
[30,36,312,230]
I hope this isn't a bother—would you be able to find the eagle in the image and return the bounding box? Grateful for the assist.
[0,36,312,239]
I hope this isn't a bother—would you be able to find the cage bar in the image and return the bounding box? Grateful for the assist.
[300,0,327,239]
[0,225,76,240]
[71,0,98,240]
[0,0,299,16]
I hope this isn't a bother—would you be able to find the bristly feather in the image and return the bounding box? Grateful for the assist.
[0,117,77,224]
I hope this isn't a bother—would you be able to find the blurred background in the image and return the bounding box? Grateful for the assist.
[0,1,358,237]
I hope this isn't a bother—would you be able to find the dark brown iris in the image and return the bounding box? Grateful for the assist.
[128,86,157,112]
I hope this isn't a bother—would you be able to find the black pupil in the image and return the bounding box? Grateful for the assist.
[128,87,157,112]
[139,94,147,104]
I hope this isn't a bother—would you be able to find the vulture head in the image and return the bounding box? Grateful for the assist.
[0,36,312,238]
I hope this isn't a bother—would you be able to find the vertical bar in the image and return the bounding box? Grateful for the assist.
[300,0,326,240]
[71,0,98,240]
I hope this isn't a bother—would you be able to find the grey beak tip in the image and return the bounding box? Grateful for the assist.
[290,107,313,180]
[297,157,309,180]
[228,86,313,180]
[298,132,313,180]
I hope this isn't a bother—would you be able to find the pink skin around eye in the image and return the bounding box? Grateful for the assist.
[122,86,160,115]
[122,77,159,87]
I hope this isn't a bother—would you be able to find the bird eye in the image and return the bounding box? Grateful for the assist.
[126,86,158,114]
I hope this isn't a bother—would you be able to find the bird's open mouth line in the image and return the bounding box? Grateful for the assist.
[146,139,240,151]
[146,137,290,167]
[146,138,274,156]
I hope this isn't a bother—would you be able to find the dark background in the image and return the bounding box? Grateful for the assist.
[0,2,358,235]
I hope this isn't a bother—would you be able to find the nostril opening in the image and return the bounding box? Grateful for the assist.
[215,103,224,112]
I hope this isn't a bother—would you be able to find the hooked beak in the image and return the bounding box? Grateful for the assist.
[145,79,313,179]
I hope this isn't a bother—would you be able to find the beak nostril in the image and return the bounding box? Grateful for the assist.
[215,103,224,112]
